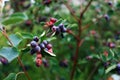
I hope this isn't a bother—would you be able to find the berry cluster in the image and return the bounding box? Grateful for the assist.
[0,57,8,65]
[45,18,68,38]
[30,36,53,67]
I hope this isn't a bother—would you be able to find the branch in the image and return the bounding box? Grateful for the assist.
[67,29,80,41]
[70,39,84,80]
[80,0,93,19]
[1,28,31,80]
[64,3,79,21]
[81,24,91,31]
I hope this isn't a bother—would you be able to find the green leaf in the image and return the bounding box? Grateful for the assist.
[21,33,33,39]
[1,12,28,25]
[0,47,19,62]
[44,49,56,57]
[105,64,117,74]
[4,73,16,80]
[9,34,22,47]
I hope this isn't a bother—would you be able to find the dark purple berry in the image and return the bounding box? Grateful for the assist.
[43,0,51,5]
[59,59,68,68]
[30,41,37,48]
[46,43,52,49]
[51,26,57,32]
[34,46,41,53]
[0,57,8,65]
[30,49,36,55]
[59,24,67,32]
[56,27,61,35]
[42,59,49,67]
[39,43,45,49]
[117,63,120,69]
[108,1,112,6]
[33,36,39,42]
[43,40,48,45]
[104,14,110,21]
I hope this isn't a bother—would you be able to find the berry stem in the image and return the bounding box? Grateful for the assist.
[1,28,31,80]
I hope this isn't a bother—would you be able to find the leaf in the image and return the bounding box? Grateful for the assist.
[0,47,19,62]
[1,12,28,25]
[40,31,46,37]
[9,34,22,47]
[20,33,33,39]
[105,64,117,74]
[4,73,16,80]
[44,48,56,57]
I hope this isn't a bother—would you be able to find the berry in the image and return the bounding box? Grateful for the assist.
[33,36,39,42]
[117,63,120,69]
[42,59,49,67]
[51,26,57,32]
[46,43,52,49]
[36,59,42,67]
[39,43,45,49]
[59,24,67,32]
[43,0,51,5]
[30,41,37,48]
[25,20,32,26]
[43,40,48,45]
[56,27,61,35]
[37,54,42,59]
[50,18,57,23]
[30,49,36,55]
[59,59,68,68]
[108,42,115,48]
[34,46,41,53]
[108,1,112,6]
[104,14,110,21]
[0,57,8,65]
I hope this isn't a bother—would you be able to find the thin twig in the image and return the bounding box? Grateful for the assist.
[81,24,91,31]
[80,0,93,19]
[64,3,79,21]
[67,29,80,41]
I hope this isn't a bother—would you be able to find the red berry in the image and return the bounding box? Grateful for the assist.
[50,18,57,23]
[46,44,52,49]
[36,59,42,67]
[37,54,42,59]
